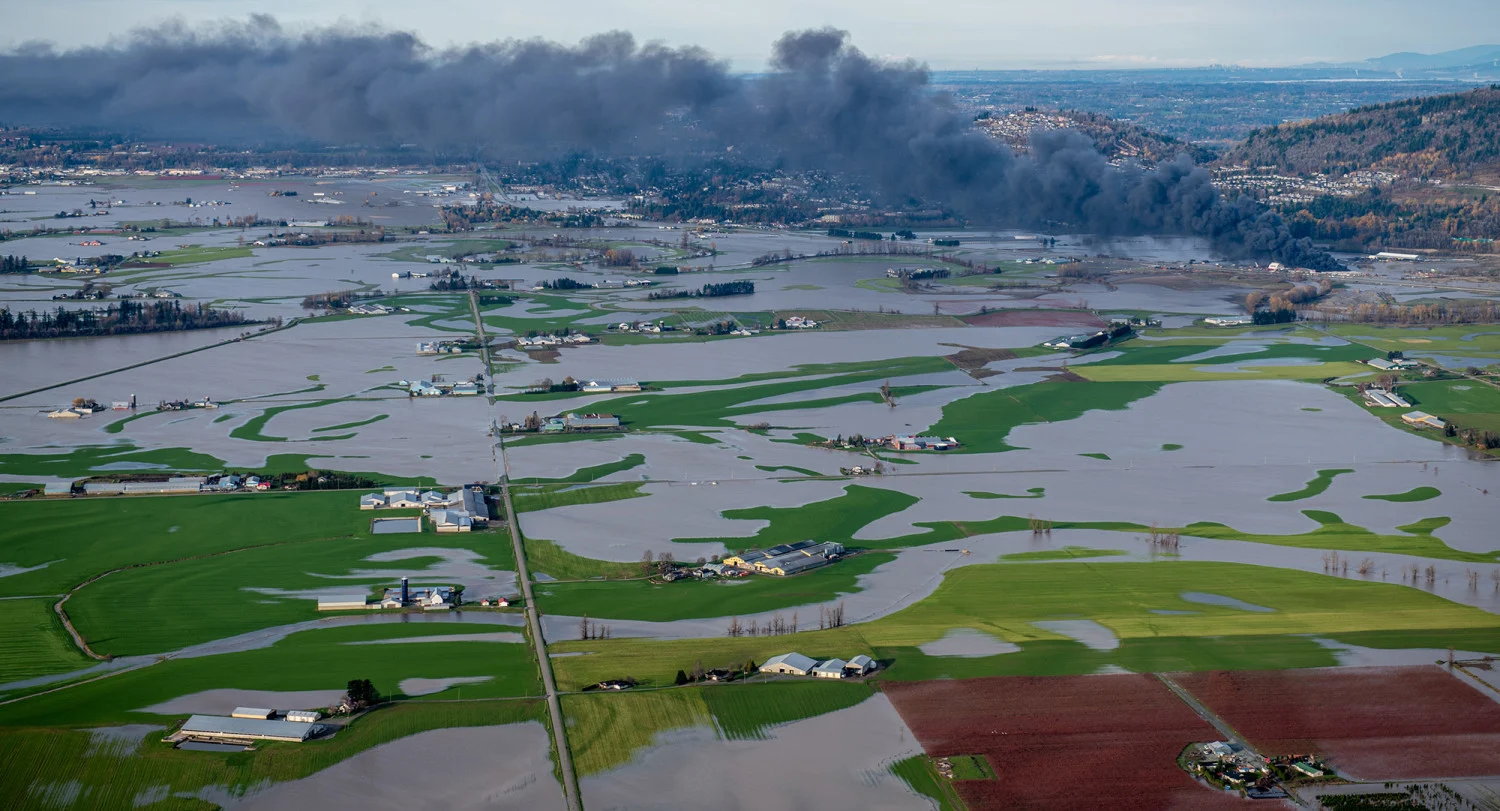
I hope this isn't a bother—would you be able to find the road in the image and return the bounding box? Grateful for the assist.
[470,290,583,811]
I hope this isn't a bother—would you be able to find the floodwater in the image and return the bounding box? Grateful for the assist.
[579,693,930,811]
[370,517,421,534]
[218,722,564,811]
[141,688,345,716]
[1031,619,1120,650]
[1181,592,1275,612]
[917,628,1022,658]
[397,675,495,696]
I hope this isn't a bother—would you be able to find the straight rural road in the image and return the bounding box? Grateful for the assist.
[470,289,583,811]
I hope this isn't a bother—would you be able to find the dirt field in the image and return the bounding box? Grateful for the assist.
[959,309,1106,328]
[884,674,1253,810]
[1175,666,1500,780]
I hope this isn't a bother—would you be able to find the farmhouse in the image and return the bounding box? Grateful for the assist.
[1401,411,1446,430]
[889,436,959,451]
[759,652,818,676]
[176,715,322,744]
[1204,316,1252,327]
[381,579,457,610]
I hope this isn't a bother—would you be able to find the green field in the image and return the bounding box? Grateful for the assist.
[0,598,93,684]
[1400,379,1500,434]
[535,552,894,621]
[0,622,542,728]
[510,482,646,513]
[1268,468,1354,502]
[563,681,873,775]
[1073,361,1371,383]
[926,381,1163,453]
[0,698,542,807]
[548,560,1500,688]
[890,755,964,811]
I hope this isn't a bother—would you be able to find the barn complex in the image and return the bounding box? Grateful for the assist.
[174,715,324,744]
[760,652,879,679]
[357,487,488,533]
[722,541,845,576]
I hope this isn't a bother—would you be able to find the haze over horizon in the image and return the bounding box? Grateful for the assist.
[3,0,1498,71]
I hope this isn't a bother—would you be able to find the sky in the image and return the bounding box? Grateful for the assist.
[1,0,1496,70]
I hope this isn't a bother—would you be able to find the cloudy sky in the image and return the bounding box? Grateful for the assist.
[3,0,1495,69]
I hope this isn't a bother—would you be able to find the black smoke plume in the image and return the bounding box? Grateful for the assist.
[0,19,1339,269]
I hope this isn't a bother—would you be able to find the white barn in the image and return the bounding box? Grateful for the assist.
[759,652,818,676]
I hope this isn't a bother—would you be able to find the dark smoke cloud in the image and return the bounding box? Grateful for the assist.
[0,19,1338,269]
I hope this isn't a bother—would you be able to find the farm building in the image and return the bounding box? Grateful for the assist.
[232,707,274,720]
[42,482,74,496]
[381,581,456,610]
[563,413,622,431]
[812,658,849,679]
[580,379,641,393]
[1203,317,1252,327]
[426,488,487,533]
[177,715,321,743]
[1402,411,1446,430]
[760,652,818,676]
[383,490,426,509]
[285,710,321,723]
[359,493,388,509]
[844,655,877,677]
[1367,357,1419,371]
[723,541,845,576]
[316,594,370,612]
[889,436,958,451]
[82,478,205,495]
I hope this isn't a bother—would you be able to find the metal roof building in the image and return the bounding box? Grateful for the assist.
[812,658,849,679]
[232,707,274,719]
[179,715,320,743]
[760,652,818,676]
[317,594,371,612]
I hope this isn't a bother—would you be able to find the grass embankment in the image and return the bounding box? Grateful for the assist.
[890,755,965,811]
[999,547,1126,562]
[522,537,643,581]
[563,681,872,775]
[535,552,895,620]
[0,698,542,807]
[549,561,1500,689]
[1268,469,1354,502]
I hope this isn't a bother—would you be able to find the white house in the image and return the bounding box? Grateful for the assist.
[759,652,818,676]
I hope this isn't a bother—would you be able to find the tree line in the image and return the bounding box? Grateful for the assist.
[647,280,754,300]
[0,255,30,273]
[0,299,257,341]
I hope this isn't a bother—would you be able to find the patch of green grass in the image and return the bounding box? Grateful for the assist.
[563,689,709,776]
[948,754,997,780]
[0,621,542,728]
[311,414,389,433]
[0,445,225,478]
[1364,486,1441,503]
[1161,443,1183,451]
[523,537,642,581]
[0,598,93,684]
[511,482,647,513]
[152,244,254,266]
[891,756,964,811]
[1400,379,1500,434]
[673,485,919,552]
[754,465,821,477]
[0,698,542,806]
[536,552,895,620]
[1079,452,1111,460]
[703,680,872,740]
[1268,468,1354,502]
[1074,361,1371,383]
[999,547,1126,562]
[965,487,1045,499]
[230,399,352,442]
[926,381,1163,454]
[508,454,646,485]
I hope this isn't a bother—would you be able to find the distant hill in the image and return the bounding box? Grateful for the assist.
[976,109,1216,165]
[1364,45,1500,73]
[1221,86,1500,178]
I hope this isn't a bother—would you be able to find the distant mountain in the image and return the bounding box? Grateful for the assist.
[1364,45,1500,73]
[1221,86,1500,179]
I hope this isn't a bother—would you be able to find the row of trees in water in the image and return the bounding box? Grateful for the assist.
[0,299,258,340]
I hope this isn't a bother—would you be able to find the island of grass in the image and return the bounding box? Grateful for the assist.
[1364,486,1441,503]
[1268,469,1353,502]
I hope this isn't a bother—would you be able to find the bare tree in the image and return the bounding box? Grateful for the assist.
[726,616,743,637]
[641,549,654,575]
[1357,558,1375,576]
[790,611,798,634]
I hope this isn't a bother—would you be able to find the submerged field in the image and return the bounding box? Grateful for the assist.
[2,193,1499,809]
